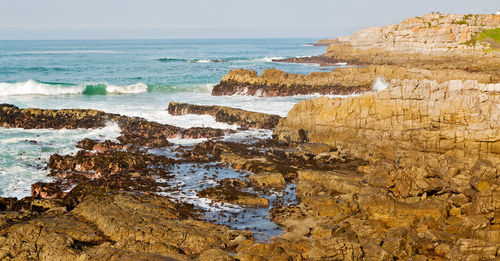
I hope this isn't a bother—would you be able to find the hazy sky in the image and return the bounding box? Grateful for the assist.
[0,0,498,39]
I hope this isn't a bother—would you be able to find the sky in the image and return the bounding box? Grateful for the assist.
[0,0,498,40]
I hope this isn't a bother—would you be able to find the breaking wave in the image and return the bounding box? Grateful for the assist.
[0,80,214,96]
[0,80,83,96]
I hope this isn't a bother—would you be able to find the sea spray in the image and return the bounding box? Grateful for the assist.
[372,77,389,92]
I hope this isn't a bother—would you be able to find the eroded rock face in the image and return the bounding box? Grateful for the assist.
[275,79,500,168]
[212,66,493,97]
[272,78,500,260]
[168,102,282,129]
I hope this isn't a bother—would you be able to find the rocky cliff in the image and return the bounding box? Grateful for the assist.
[271,79,500,260]
[275,79,500,167]
[215,13,500,97]
[327,13,500,53]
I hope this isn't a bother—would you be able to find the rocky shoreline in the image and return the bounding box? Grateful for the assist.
[1,12,500,260]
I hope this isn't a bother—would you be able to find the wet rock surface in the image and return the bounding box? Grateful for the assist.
[0,104,230,148]
[0,185,251,260]
[168,102,282,129]
[198,185,270,208]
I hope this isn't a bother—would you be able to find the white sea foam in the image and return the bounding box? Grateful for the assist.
[372,77,389,92]
[0,80,83,96]
[253,56,284,63]
[105,83,148,94]
[0,122,121,199]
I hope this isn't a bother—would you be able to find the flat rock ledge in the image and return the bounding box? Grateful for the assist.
[167,102,282,129]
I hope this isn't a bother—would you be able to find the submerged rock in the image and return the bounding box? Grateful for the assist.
[249,172,286,189]
[198,185,269,208]
[168,102,282,129]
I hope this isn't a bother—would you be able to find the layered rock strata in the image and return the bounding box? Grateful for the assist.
[274,79,500,167]
[167,102,282,129]
[324,44,500,82]
[212,66,493,97]
[268,78,500,260]
[328,13,500,54]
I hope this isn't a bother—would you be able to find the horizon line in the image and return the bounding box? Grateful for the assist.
[0,36,332,41]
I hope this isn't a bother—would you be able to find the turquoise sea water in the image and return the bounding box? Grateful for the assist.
[0,38,333,198]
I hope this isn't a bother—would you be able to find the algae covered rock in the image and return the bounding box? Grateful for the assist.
[249,172,286,189]
[198,185,269,208]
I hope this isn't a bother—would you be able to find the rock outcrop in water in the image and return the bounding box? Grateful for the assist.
[212,66,494,97]
[0,104,231,148]
[168,102,282,129]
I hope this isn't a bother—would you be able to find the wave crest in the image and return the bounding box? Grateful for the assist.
[0,80,213,96]
[0,80,82,96]
[0,80,148,96]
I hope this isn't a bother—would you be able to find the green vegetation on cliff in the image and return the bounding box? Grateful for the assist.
[465,28,500,50]
[479,28,500,49]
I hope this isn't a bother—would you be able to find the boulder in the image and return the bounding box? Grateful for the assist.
[249,172,286,189]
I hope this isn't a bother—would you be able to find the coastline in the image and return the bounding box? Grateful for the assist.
[1,13,500,260]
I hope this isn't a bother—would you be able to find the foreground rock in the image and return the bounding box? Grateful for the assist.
[168,102,282,129]
[0,185,252,260]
